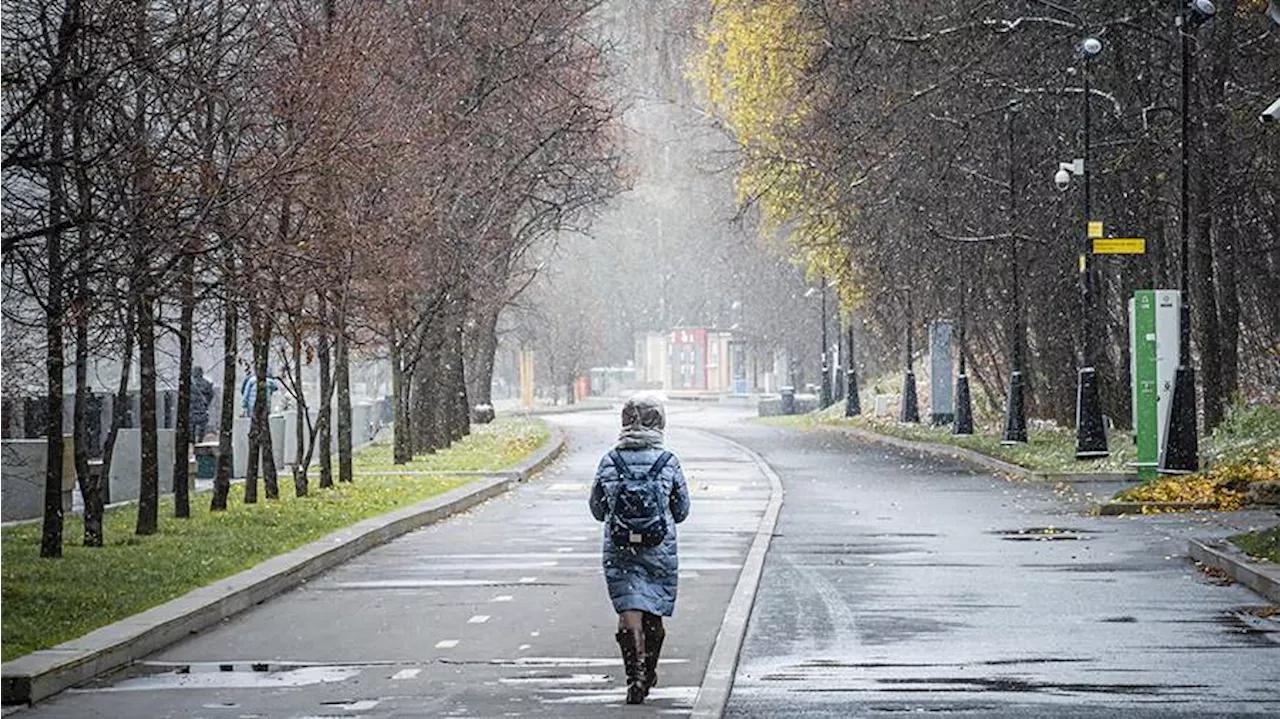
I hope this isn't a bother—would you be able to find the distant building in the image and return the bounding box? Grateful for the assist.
[633,328,760,394]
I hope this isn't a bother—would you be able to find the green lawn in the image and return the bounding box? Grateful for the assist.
[1229,525,1280,564]
[758,411,1135,474]
[1,416,549,662]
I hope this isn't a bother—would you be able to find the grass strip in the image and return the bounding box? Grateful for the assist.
[1228,526,1280,564]
[1,415,549,662]
[757,412,1135,474]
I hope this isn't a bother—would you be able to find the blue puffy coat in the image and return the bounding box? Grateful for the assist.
[589,446,691,616]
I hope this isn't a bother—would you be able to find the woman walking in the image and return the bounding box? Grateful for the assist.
[589,395,691,704]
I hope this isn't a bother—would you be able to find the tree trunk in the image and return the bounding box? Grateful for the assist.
[412,344,442,454]
[70,0,102,546]
[211,265,237,512]
[40,44,69,558]
[317,293,333,488]
[335,311,353,483]
[256,311,279,499]
[135,291,159,535]
[101,306,136,503]
[291,329,308,497]
[1215,205,1241,407]
[73,276,101,545]
[391,330,413,464]
[465,302,500,408]
[244,306,263,503]
[1193,8,1230,432]
[173,252,195,518]
[450,320,470,441]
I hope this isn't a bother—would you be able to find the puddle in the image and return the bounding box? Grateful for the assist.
[443,656,689,668]
[1219,606,1280,645]
[990,527,1093,541]
[498,673,611,685]
[72,664,363,692]
[873,677,1207,695]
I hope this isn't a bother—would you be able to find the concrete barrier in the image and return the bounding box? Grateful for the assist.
[107,429,175,503]
[1,438,75,522]
[873,394,900,418]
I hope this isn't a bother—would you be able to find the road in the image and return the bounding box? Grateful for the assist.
[705,406,1280,718]
[9,402,1279,717]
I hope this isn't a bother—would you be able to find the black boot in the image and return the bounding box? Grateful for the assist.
[642,615,665,692]
[615,628,647,704]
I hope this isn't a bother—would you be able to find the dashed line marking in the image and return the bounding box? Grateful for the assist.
[519,576,537,583]
[391,669,421,680]
[435,640,459,649]
[468,615,491,624]
[492,595,513,602]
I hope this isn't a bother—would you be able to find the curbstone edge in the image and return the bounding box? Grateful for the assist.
[1188,537,1280,603]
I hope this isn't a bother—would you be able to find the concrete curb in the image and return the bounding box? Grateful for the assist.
[0,428,567,707]
[1188,538,1280,603]
[505,401,613,417]
[690,429,784,719]
[804,422,1137,486]
[1098,501,1220,516]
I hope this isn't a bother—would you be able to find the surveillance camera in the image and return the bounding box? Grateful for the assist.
[1262,97,1280,124]
[1054,168,1072,191]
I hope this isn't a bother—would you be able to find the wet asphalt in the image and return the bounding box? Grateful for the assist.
[7,405,771,718]
[701,406,1280,718]
[7,402,1278,718]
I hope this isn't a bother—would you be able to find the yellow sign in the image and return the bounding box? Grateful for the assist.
[1088,221,1105,239]
[1093,238,1146,254]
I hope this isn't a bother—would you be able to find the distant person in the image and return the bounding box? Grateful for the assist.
[189,366,215,442]
[589,394,690,704]
[241,369,277,417]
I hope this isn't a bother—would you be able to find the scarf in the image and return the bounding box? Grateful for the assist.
[616,425,664,450]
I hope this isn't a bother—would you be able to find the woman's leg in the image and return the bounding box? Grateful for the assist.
[641,612,665,689]
[615,610,648,703]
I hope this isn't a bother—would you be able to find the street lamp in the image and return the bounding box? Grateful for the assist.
[1003,104,1028,444]
[953,278,973,435]
[846,315,861,417]
[900,288,920,423]
[820,280,833,408]
[1055,34,1109,459]
[1162,0,1214,474]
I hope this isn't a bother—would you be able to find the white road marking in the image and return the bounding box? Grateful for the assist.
[468,615,490,624]
[435,640,459,649]
[391,669,421,680]
[519,576,537,583]
[519,644,532,651]
[333,579,530,589]
[492,595,513,602]
[555,547,574,553]
[333,700,379,710]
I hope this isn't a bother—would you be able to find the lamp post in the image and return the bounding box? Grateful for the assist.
[1055,35,1109,459]
[900,288,920,423]
[846,316,861,416]
[1162,0,1214,474]
[819,280,832,409]
[1003,103,1028,444]
[953,277,973,435]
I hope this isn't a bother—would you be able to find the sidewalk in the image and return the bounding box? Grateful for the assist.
[795,417,1280,604]
[3,409,780,717]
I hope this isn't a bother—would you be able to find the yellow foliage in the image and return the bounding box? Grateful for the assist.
[691,0,864,311]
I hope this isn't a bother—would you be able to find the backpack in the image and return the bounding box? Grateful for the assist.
[607,450,673,549]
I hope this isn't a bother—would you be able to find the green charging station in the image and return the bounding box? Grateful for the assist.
[1128,290,1181,481]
